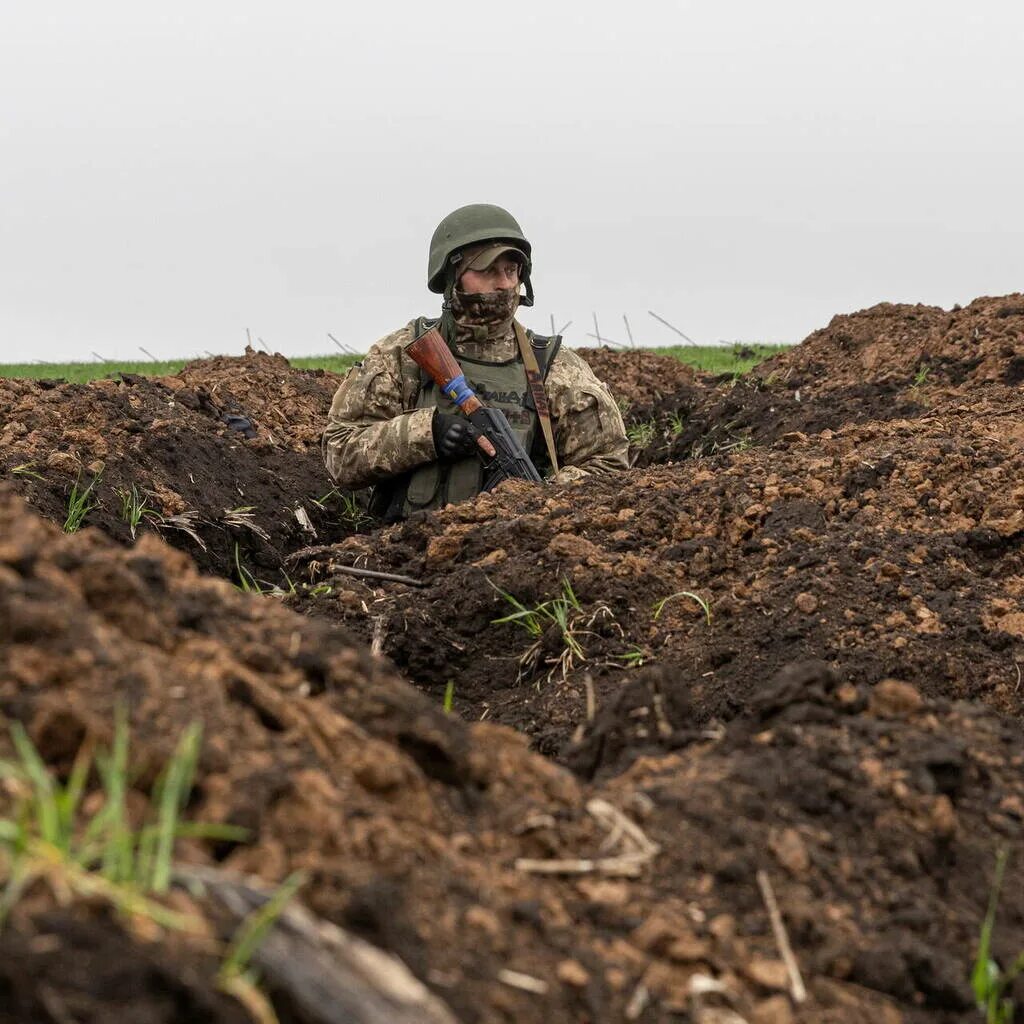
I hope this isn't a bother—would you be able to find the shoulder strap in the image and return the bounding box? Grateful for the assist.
[513,321,559,474]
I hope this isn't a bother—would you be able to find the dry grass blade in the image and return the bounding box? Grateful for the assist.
[516,798,659,878]
[222,507,271,541]
[757,868,807,1004]
[159,511,207,550]
[497,969,549,995]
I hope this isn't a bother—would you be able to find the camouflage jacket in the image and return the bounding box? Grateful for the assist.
[322,321,629,492]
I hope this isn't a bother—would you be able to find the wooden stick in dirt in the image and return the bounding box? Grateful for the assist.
[175,865,457,1024]
[284,546,424,588]
[331,565,425,588]
[756,869,807,1004]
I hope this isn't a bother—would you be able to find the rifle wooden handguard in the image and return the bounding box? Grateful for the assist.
[406,327,493,455]
[406,327,483,415]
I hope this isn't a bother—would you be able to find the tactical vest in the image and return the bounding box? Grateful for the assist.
[393,319,561,518]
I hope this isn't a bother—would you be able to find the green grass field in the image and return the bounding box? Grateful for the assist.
[0,344,786,383]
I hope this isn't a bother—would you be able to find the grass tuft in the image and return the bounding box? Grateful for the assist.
[491,578,594,682]
[9,462,45,481]
[116,483,163,539]
[0,710,247,927]
[972,848,1024,1023]
[63,472,101,533]
[626,420,656,448]
[219,871,305,982]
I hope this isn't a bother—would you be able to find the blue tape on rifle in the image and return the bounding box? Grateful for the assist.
[443,374,475,406]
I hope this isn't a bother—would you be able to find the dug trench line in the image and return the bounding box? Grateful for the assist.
[3,296,1024,1020]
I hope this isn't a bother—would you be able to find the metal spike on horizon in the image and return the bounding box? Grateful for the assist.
[91,351,107,362]
[592,312,602,345]
[256,337,270,353]
[328,332,355,354]
[557,320,572,335]
[138,346,157,361]
[623,314,636,349]
[648,310,696,346]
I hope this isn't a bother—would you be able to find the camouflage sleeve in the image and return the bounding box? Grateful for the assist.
[546,348,630,476]
[321,325,437,490]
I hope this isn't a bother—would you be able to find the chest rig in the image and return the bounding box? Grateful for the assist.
[399,317,561,518]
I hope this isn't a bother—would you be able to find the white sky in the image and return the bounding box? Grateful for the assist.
[2,1,1022,362]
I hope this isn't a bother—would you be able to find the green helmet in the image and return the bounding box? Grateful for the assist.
[427,203,534,306]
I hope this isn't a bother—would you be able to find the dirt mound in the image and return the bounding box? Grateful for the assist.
[624,296,1024,467]
[168,347,346,452]
[575,346,700,408]
[3,490,1023,1021]
[8,491,1024,1019]
[757,294,1024,392]
[291,378,1024,770]
[607,664,1024,1020]
[0,350,354,579]
[0,486,591,1022]
[631,375,930,467]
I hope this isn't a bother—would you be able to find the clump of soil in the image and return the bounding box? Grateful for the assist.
[627,295,1024,465]
[0,349,354,579]
[168,347,346,452]
[4,488,1023,1022]
[0,899,252,1024]
[575,347,699,408]
[755,293,1024,392]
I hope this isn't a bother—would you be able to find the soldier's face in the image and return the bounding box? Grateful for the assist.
[459,257,522,295]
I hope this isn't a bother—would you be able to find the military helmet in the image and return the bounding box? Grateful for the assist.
[428,204,534,305]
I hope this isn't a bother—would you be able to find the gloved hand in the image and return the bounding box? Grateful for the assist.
[432,411,480,460]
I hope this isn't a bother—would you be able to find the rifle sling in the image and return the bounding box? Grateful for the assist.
[513,321,560,474]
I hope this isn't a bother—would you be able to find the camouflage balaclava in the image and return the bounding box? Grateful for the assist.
[449,286,519,346]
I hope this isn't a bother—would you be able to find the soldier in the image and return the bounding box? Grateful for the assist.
[322,204,629,520]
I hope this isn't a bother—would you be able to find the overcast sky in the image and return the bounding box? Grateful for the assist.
[2,1,1022,363]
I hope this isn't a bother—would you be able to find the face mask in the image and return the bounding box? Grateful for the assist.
[450,286,519,329]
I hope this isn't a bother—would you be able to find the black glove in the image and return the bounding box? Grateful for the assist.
[432,411,480,460]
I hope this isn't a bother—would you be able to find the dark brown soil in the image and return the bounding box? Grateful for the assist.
[0,349,356,580]
[291,381,1024,774]
[575,346,699,407]
[0,899,250,1024]
[754,293,1024,392]
[4,488,1024,1022]
[2,296,1024,1022]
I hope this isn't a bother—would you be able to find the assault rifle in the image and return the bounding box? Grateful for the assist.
[405,327,544,490]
